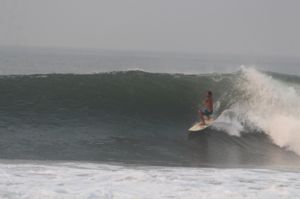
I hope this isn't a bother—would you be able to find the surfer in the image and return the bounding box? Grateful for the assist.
[198,91,213,125]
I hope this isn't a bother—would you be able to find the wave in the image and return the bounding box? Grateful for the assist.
[0,67,300,167]
[0,71,232,122]
[215,67,300,156]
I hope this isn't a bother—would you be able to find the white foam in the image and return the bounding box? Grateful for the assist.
[213,109,245,136]
[0,161,299,199]
[218,66,300,155]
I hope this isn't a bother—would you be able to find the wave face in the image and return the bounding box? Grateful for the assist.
[0,68,300,168]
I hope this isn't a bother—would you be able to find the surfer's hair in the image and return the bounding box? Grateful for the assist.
[207,91,212,96]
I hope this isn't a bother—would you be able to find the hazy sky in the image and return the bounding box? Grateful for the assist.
[0,0,299,56]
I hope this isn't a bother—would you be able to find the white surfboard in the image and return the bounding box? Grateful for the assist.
[188,119,214,132]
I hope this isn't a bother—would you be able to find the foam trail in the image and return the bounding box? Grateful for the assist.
[220,66,300,155]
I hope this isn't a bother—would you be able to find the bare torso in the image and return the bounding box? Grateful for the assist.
[204,97,213,112]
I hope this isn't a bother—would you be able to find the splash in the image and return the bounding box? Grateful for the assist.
[217,66,300,155]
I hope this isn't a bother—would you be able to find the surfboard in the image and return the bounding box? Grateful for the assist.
[188,119,214,132]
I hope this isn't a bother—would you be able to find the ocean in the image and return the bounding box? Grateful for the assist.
[0,46,300,198]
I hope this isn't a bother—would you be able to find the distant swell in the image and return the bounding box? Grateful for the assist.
[0,68,300,167]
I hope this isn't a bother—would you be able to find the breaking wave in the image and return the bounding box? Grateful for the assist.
[0,67,299,167]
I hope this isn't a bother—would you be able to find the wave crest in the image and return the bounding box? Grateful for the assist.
[217,66,300,155]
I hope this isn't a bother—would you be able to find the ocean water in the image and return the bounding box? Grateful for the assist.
[1,161,300,199]
[0,46,300,198]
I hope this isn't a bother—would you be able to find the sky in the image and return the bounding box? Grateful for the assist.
[0,0,300,57]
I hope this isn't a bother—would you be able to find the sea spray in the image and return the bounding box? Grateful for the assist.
[218,66,300,155]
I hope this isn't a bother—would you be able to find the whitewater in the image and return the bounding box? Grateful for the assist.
[1,161,300,199]
[215,66,300,155]
[0,47,300,198]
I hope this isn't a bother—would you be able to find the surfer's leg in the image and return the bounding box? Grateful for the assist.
[198,110,206,125]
